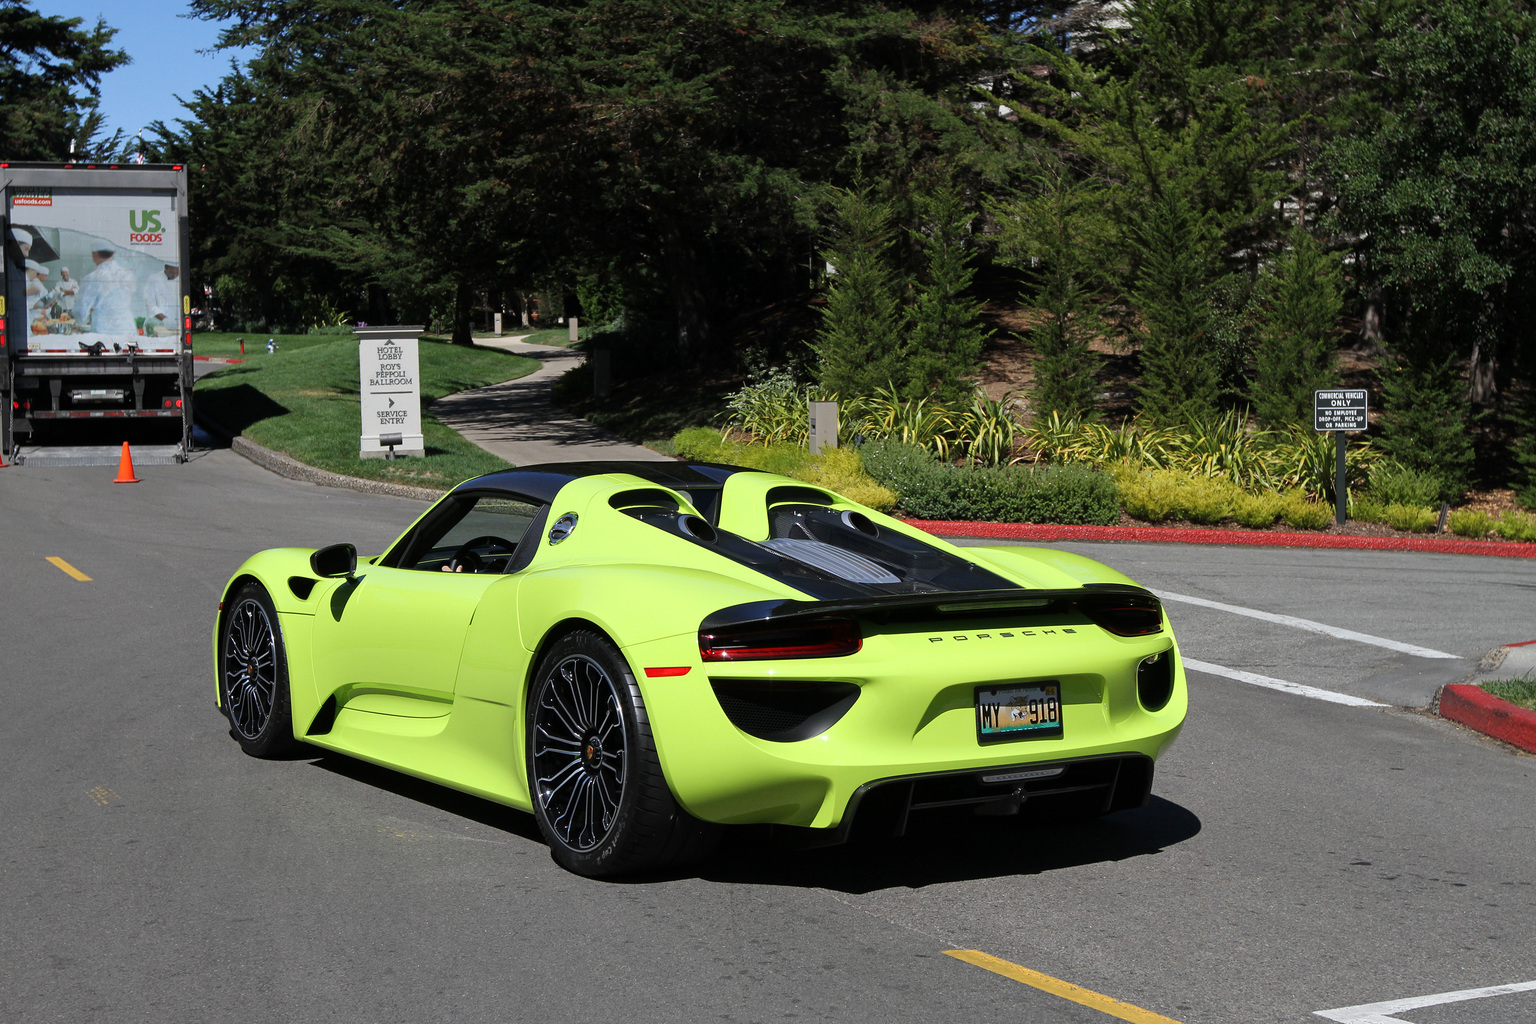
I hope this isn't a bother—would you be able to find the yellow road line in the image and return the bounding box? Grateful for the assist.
[46,556,92,581]
[945,950,1184,1024]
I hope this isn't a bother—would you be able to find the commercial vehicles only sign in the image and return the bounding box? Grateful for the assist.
[1314,389,1368,432]
[358,325,425,458]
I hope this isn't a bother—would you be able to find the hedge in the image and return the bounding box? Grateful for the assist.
[860,440,1120,525]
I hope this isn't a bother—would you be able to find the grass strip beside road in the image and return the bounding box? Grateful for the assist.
[1482,676,1536,712]
[195,335,540,490]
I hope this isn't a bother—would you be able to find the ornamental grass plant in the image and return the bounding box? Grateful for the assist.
[671,428,896,511]
[1027,409,1380,498]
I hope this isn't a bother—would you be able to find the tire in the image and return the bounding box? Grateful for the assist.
[219,582,302,758]
[527,630,717,877]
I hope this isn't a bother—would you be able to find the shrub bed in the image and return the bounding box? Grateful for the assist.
[672,428,896,511]
[860,440,1120,524]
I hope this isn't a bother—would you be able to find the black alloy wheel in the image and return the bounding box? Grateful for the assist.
[219,583,300,757]
[527,630,717,876]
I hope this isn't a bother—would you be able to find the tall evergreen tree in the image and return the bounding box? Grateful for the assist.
[1376,351,1475,503]
[993,160,1107,421]
[1131,188,1220,425]
[813,188,902,397]
[901,188,990,403]
[0,0,127,159]
[1250,230,1342,426]
[1327,0,1536,400]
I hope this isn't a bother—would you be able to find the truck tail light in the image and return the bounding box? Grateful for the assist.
[699,618,861,662]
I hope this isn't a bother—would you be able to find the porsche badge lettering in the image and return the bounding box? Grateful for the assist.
[928,628,1079,643]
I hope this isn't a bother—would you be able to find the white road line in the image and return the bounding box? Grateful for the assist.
[1182,659,1387,708]
[1314,979,1536,1023]
[1157,591,1461,660]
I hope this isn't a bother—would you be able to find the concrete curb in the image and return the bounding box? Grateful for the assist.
[195,411,444,503]
[228,436,446,502]
[904,521,1536,559]
[1440,684,1536,754]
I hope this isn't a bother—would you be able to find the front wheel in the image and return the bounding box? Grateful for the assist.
[219,582,301,758]
[527,630,716,876]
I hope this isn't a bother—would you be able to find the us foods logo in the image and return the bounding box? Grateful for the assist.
[129,209,164,244]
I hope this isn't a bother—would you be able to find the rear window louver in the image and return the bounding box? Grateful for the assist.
[762,538,900,584]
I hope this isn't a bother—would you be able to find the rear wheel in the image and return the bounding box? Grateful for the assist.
[527,630,716,876]
[219,582,301,758]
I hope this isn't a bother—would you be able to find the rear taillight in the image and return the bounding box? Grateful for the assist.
[1080,596,1164,636]
[699,618,861,662]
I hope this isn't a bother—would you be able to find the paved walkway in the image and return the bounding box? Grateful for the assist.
[430,334,670,466]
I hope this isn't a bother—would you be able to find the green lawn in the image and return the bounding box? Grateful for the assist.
[195,334,540,490]
[192,331,342,359]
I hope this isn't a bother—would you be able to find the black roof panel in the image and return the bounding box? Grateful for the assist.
[451,461,746,505]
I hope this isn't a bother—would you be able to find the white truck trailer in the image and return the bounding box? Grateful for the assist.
[2,161,192,461]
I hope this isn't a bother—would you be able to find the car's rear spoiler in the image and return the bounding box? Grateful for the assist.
[699,583,1161,632]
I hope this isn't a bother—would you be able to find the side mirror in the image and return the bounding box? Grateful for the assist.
[310,542,357,578]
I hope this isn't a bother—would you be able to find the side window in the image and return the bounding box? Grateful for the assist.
[393,495,545,573]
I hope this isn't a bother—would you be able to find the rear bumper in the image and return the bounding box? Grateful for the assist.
[624,625,1187,830]
[770,752,1156,847]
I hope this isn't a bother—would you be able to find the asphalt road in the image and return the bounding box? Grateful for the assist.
[2,452,1533,1024]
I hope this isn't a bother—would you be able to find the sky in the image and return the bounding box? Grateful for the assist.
[30,0,254,148]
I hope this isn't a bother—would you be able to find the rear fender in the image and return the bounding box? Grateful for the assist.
[964,545,1143,589]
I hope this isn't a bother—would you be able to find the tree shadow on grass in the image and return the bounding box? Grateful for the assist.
[196,382,290,435]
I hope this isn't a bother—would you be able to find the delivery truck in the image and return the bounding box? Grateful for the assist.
[2,161,192,461]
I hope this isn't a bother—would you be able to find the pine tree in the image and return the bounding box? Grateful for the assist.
[1250,231,1342,426]
[901,188,991,403]
[1377,353,1475,504]
[1512,381,1536,510]
[1132,189,1220,425]
[813,188,902,398]
[1014,166,1103,421]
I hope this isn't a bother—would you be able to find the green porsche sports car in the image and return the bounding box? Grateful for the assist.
[215,460,1186,876]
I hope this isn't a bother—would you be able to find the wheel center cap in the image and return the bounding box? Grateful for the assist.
[582,736,602,769]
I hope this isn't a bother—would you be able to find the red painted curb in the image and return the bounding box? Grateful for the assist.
[903,521,1536,559]
[1439,684,1536,754]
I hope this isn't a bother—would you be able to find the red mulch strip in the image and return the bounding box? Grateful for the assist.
[904,520,1536,559]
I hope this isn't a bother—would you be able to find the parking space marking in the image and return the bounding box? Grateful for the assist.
[46,556,91,581]
[1183,658,1388,708]
[1157,591,1460,660]
[1314,979,1536,1022]
[945,949,1183,1024]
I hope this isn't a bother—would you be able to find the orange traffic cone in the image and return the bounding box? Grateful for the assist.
[113,441,139,483]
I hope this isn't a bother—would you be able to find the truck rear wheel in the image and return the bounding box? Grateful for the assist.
[219,583,301,758]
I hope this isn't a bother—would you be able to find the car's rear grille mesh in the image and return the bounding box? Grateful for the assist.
[710,679,860,742]
[842,755,1154,839]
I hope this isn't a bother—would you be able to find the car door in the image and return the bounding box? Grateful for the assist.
[310,493,546,720]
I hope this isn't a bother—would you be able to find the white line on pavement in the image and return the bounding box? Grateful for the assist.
[1157,591,1461,660]
[1182,659,1388,708]
[1314,979,1536,1023]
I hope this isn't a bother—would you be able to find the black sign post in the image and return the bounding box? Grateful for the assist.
[1314,389,1369,526]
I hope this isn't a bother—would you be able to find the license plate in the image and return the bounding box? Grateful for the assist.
[975,683,1063,743]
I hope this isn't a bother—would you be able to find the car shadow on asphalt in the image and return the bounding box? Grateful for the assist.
[696,797,1202,893]
[308,753,546,844]
[303,753,1200,889]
